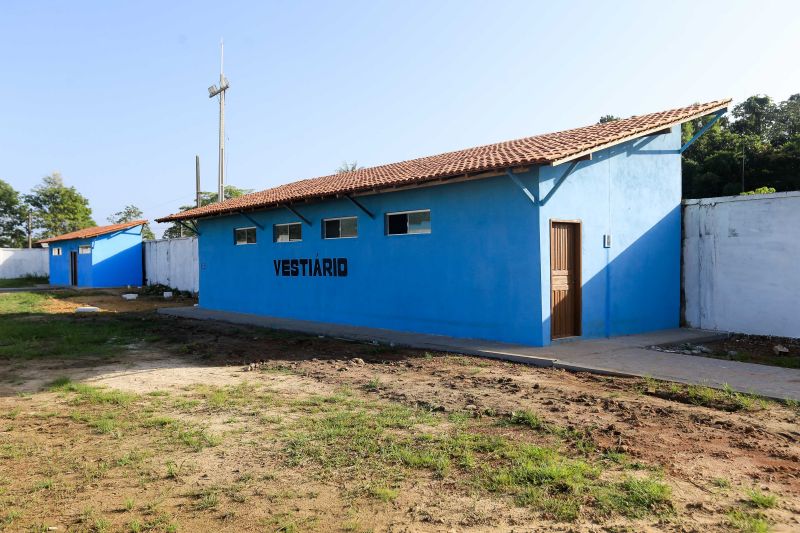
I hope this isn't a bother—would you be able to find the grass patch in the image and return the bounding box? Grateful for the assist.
[0,291,169,360]
[0,291,49,313]
[1,509,22,527]
[192,488,220,511]
[746,489,777,509]
[712,477,731,489]
[32,478,53,491]
[0,313,162,361]
[370,486,398,502]
[50,378,137,406]
[0,275,48,288]
[283,398,671,522]
[594,477,673,518]
[728,508,770,532]
[643,379,768,412]
[508,409,547,431]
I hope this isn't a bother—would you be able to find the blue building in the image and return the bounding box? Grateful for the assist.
[39,220,146,288]
[158,100,729,346]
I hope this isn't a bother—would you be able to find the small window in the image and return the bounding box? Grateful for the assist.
[323,217,358,239]
[79,245,91,254]
[386,210,431,235]
[52,247,62,256]
[234,227,257,245]
[273,222,302,243]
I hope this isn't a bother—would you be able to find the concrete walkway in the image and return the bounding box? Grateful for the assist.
[159,306,800,400]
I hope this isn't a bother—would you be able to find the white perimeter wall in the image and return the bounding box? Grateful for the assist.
[0,248,49,279]
[683,191,800,338]
[143,237,199,293]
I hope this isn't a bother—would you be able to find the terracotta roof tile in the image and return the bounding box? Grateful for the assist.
[157,99,730,222]
[38,220,147,244]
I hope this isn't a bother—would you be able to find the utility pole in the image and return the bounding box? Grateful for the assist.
[741,137,746,193]
[207,40,230,204]
[195,155,202,208]
[27,211,32,248]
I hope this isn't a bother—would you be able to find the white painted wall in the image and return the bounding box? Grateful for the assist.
[683,191,800,338]
[143,237,199,293]
[0,248,49,279]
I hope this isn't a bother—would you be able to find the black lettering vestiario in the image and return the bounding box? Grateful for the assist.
[273,258,348,277]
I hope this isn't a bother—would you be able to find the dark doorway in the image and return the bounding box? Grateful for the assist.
[69,251,78,286]
[550,220,582,339]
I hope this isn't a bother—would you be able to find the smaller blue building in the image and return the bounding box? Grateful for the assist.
[39,220,146,288]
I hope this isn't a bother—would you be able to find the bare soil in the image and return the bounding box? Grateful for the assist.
[1,292,798,532]
[659,333,800,369]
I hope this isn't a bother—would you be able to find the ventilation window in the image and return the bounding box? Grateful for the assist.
[323,217,358,239]
[274,222,302,243]
[79,245,91,254]
[234,227,257,245]
[52,247,62,256]
[386,210,431,235]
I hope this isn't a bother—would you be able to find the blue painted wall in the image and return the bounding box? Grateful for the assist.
[196,128,682,346]
[198,175,545,345]
[48,226,143,288]
[536,126,682,344]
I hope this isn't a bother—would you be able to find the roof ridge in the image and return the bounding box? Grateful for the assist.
[38,219,148,244]
[157,99,731,223]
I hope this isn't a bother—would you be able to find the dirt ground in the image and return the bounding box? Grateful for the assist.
[1,291,798,532]
[40,287,197,314]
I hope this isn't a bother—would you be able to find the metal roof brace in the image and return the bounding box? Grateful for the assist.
[539,160,580,206]
[345,194,375,218]
[506,170,538,205]
[284,205,311,226]
[177,220,200,236]
[238,211,264,230]
[679,109,727,154]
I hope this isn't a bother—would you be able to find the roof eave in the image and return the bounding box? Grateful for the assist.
[547,102,730,167]
[155,163,543,223]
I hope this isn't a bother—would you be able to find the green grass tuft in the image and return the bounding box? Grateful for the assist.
[49,378,137,406]
[727,508,770,532]
[746,489,777,509]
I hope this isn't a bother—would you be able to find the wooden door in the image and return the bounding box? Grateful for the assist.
[550,221,581,339]
[69,251,78,286]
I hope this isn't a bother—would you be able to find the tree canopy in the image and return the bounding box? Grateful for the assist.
[162,185,252,239]
[335,161,362,174]
[24,173,95,239]
[0,179,27,247]
[107,204,155,240]
[598,115,620,124]
[681,93,800,197]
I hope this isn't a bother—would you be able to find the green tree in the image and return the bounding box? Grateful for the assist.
[681,93,800,198]
[730,95,778,140]
[741,186,777,195]
[0,179,26,247]
[335,161,362,174]
[162,185,251,239]
[24,173,95,239]
[598,115,620,124]
[107,204,155,240]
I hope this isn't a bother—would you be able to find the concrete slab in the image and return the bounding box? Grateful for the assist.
[159,306,800,401]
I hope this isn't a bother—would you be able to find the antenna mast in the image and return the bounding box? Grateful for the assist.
[208,40,230,203]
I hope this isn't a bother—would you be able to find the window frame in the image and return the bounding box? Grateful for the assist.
[273,222,303,243]
[322,216,358,240]
[233,226,257,246]
[52,247,62,256]
[385,209,431,236]
[78,245,92,255]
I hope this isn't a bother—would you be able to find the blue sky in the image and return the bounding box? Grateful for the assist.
[2,0,798,236]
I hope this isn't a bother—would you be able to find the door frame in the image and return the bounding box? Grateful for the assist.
[69,250,78,286]
[549,219,582,339]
